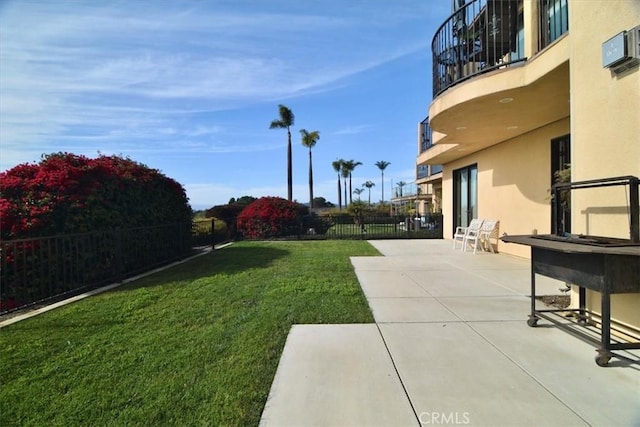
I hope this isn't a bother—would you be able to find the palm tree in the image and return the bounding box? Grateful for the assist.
[332,159,344,210]
[353,188,364,201]
[269,104,295,201]
[300,129,320,208]
[375,160,391,203]
[363,181,375,206]
[342,160,362,204]
[341,163,350,207]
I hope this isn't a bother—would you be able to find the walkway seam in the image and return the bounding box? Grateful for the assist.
[374,321,423,427]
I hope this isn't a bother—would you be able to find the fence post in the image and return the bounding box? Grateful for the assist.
[211,218,216,249]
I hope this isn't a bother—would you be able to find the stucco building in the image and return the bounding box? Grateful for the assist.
[418,0,639,334]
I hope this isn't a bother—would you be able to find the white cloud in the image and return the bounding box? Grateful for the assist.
[330,125,375,136]
[0,0,445,179]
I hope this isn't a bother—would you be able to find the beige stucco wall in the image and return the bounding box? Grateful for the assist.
[442,119,570,258]
[568,0,640,328]
[569,1,640,237]
[430,0,639,332]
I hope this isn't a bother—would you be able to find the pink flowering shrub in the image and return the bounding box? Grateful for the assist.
[0,152,192,240]
[236,197,307,239]
[1,153,193,312]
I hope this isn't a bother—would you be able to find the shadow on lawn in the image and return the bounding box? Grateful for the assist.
[121,244,291,289]
[205,244,290,275]
[0,245,291,328]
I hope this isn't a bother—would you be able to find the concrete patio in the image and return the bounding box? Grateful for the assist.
[260,239,640,426]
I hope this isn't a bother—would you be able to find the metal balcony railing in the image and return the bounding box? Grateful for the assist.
[432,0,526,97]
[420,117,432,153]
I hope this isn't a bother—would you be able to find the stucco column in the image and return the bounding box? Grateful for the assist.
[523,0,539,58]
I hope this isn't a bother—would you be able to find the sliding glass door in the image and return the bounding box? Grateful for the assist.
[453,164,478,233]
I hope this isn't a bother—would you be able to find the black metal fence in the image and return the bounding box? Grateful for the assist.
[1,216,442,314]
[1,223,192,314]
[240,215,443,241]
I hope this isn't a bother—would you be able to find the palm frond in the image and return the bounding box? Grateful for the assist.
[269,120,286,129]
[375,160,391,171]
[300,129,320,149]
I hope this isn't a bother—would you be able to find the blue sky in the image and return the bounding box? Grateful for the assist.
[0,1,450,210]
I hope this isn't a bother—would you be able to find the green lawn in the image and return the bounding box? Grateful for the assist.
[0,240,378,426]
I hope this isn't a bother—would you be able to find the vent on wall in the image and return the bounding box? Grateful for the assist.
[602,25,640,75]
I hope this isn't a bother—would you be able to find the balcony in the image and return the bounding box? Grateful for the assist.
[432,0,526,97]
[417,116,443,177]
[425,0,570,165]
[391,182,431,201]
[417,164,443,181]
[432,0,569,98]
[419,117,432,153]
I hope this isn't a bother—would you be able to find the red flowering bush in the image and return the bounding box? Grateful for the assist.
[0,152,192,240]
[236,197,308,239]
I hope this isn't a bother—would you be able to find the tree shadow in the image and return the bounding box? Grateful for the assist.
[118,244,290,291]
[0,244,290,326]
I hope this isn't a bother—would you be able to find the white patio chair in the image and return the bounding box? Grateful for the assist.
[480,220,500,253]
[464,219,499,254]
[453,219,483,250]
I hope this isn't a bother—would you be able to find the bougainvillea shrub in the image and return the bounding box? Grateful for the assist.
[0,152,192,240]
[236,197,308,239]
[0,153,193,312]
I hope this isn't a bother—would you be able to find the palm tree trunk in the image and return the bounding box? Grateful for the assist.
[343,177,348,207]
[349,174,353,204]
[308,148,314,208]
[381,172,385,203]
[337,175,342,210]
[287,128,292,201]
[368,188,371,206]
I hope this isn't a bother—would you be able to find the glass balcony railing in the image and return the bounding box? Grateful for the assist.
[392,182,436,199]
[392,182,419,199]
[432,0,526,97]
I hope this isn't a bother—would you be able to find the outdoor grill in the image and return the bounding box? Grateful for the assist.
[502,176,640,366]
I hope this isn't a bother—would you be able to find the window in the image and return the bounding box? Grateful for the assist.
[453,164,478,232]
[417,165,428,180]
[547,0,568,42]
[511,10,525,60]
[539,0,568,49]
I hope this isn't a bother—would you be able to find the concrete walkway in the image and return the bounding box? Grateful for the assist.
[260,240,640,426]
